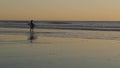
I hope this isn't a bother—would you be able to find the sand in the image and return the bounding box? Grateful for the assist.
[0,28,120,68]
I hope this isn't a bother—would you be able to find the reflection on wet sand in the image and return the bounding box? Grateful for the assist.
[1,36,120,68]
[1,27,120,68]
[28,31,36,43]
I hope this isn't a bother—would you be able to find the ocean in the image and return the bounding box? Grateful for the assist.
[1,21,120,68]
[1,21,120,40]
[1,21,120,31]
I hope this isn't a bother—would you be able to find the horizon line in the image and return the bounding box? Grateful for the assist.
[0,20,120,22]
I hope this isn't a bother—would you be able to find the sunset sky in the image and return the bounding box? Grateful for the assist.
[0,0,120,21]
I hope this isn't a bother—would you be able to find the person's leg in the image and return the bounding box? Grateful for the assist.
[32,27,34,32]
[31,28,33,32]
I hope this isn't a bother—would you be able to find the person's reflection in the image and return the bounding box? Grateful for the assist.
[28,20,36,43]
[29,31,34,43]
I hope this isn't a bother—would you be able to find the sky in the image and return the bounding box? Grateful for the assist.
[0,0,120,21]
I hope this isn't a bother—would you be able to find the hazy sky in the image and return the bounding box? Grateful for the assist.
[0,0,120,21]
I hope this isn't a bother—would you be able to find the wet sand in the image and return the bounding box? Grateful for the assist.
[0,32,120,68]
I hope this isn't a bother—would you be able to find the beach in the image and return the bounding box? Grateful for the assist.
[0,27,120,68]
[1,0,120,67]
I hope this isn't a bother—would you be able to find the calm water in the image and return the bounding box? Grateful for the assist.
[1,27,120,68]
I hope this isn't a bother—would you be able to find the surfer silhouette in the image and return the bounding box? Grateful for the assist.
[28,20,35,32]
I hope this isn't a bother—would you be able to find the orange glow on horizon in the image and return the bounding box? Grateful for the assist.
[0,0,120,21]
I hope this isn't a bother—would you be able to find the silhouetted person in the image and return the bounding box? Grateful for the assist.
[28,20,35,43]
[28,20,35,32]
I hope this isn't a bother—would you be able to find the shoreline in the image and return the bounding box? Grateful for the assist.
[1,27,120,32]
